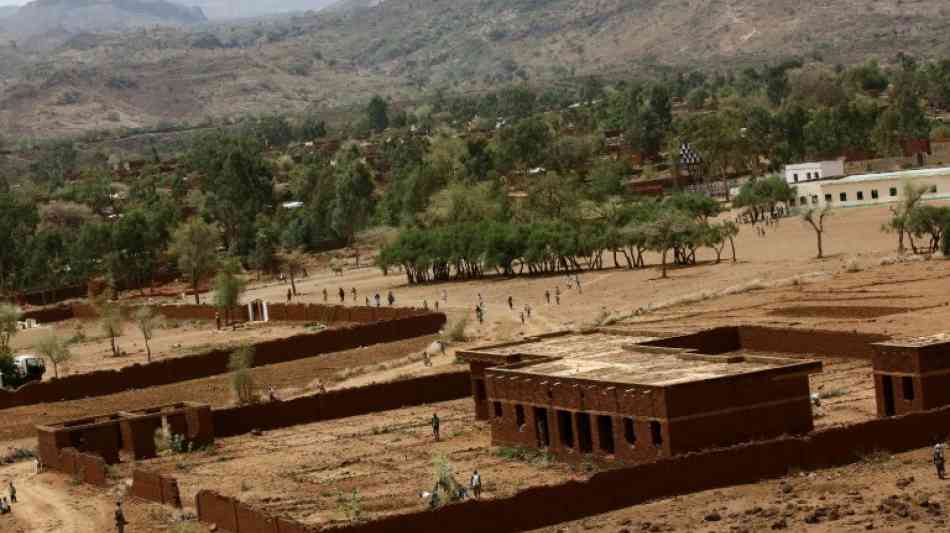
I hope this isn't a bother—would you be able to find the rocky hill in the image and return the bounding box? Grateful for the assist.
[0,0,206,38]
[2,0,950,138]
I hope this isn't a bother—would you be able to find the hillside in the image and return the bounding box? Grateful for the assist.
[186,0,337,20]
[0,0,206,39]
[2,0,950,138]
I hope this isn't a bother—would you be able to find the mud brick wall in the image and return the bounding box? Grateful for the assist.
[0,312,446,410]
[213,371,471,437]
[737,326,888,360]
[191,403,950,533]
[55,448,108,487]
[132,470,182,508]
[643,326,887,360]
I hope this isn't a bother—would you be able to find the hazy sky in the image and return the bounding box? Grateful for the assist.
[0,1,26,5]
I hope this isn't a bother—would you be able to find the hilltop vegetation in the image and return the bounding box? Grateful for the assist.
[2,0,950,138]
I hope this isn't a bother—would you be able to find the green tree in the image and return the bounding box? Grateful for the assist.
[35,333,72,379]
[229,345,255,405]
[0,192,38,294]
[170,218,221,304]
[0,303,20,357]
[190,133,273,255]
[30,140,78,188]
[366,95,389,132]
[331,147,375,244]
[98,300,124,358]
[213,258,246,326]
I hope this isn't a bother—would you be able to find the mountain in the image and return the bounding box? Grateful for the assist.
[1,0,206,37]
[185,0,337,20]
[2,0,950,138]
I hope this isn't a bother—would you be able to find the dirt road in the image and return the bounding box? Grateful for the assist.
[0,462,113,533]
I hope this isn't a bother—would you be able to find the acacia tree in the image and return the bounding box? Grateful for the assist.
[278,249,307,297]
[170,218,221,304]
[882,181,930,253]
[35,334,72,379]
[134,307,160,362]
[801,206,832,259]
[99,300,124,358]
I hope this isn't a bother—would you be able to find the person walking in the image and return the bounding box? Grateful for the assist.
[8,481,15,504]
[434,301,440,312]
[520,311,525,325]
[338,287,345,303]
[351,287,358,302]
[431,413,441,442]
[575,275,582,294]
[322,288,328,303]
[545,290,551,304]
[470,470,482,499]
[115,501,128,533]
[475,305,484,324]
[375,293,381,307]
[507,296,513,310]
[935,443,946,479]
[388,291,396,306]
[524,304,532,319]
[287,288,292,303]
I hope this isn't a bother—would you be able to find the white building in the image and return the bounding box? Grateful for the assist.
[788,166,950,209]
[783,160,845,185]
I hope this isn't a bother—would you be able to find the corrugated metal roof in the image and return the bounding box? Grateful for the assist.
[833,166,950,185]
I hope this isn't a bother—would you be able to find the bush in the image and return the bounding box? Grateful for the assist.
[445,317,469,342]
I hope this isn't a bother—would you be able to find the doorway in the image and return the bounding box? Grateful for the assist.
[534,407,550,447]
[882,375,896,416]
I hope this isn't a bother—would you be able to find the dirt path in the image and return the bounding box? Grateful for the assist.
[0,462,113,533]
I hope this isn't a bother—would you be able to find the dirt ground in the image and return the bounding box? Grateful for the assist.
[10,317,315,380]
[134,398,586,528]
[528,446,950,533]
[0,335,440,442]
[4,202,950,532]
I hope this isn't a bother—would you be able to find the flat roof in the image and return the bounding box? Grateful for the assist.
[479,332,820,387]
[831,166,950,185]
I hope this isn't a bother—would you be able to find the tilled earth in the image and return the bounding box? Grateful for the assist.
[134,398,587,529]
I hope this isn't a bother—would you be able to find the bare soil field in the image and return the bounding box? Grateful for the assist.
[10,318,316,380]
[0,335,439,442]
[527,446,950,533]
[134,398,586,528]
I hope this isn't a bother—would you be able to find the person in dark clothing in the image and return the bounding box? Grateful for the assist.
[375,293,381,307]
[388,291,396,306]
[215,311,221,331]
[475,306,484,324]
[351,287,357,302]
[338,287,345,303]
[8,481,15,504]
[287,288,292,303]
[115,502,128,533]
[322,288,328,302]
[545,290,551,304]
[935,443,946,479]
[432,413,441,442]
[507,296,513,310]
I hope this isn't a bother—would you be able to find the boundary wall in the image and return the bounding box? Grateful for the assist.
[644,325,888,360]
[196,402,950,533]
[1,312,445,410]
[53,447,108,487]
[21,302,433,326]
[213,371,472,437]
[132,469,182,508]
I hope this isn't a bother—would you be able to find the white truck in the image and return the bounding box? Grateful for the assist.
[0,355,46,388]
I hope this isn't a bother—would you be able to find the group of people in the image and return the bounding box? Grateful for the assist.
[0,481,15,515]
[428,413,483,503]
[318,287,397,308]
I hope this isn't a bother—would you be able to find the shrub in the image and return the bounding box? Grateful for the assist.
[445,317,468,342]
[942,224,950,256]
[229,346,256,405]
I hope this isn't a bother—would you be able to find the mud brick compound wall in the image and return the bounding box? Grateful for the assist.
[0,312,445,410]
[644,326,888,360]
[213,371,472,437]
[132,469,182,508]
[52,448,108,487]
[196,402,950,533]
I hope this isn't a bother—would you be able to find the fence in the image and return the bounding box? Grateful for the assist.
[131,469,182,508]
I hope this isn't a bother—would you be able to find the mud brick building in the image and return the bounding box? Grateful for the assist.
[461,332,821,464]
[873,335,950,417]
[37,401,214,468]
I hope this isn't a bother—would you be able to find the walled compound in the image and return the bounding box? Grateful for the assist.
[872,333,950,417]
[37,401,214,468]
[460,330,822,464]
